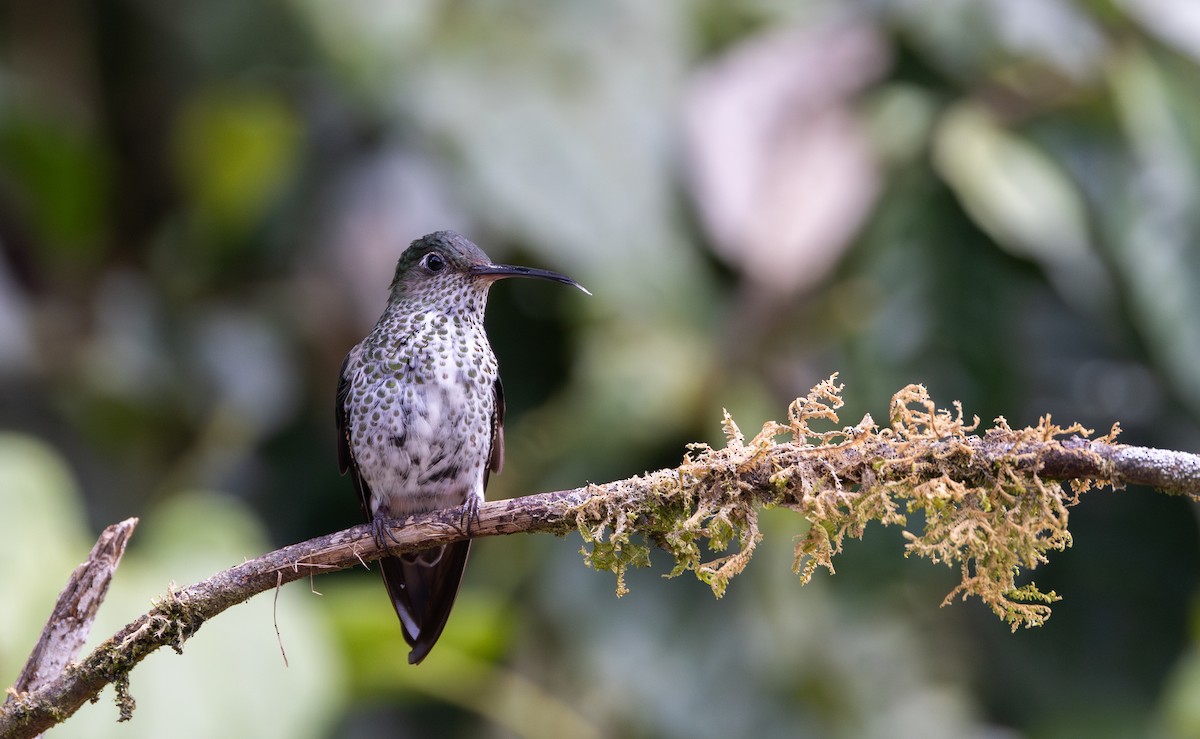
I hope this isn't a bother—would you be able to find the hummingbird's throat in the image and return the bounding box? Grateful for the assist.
[387,279,491,323]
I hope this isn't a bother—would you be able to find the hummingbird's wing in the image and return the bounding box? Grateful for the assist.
[336,350,378,523]
[488,376,505,478]
[335,350,371,516]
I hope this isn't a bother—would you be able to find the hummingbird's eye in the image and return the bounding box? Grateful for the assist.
[423,253,446,273]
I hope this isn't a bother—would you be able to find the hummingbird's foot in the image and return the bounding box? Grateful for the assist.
[370,515,406,554]
[459,497,482,537]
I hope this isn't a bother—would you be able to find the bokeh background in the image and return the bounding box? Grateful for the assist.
[3,1,1200,737]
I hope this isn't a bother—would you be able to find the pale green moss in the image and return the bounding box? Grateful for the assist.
[573,375,1124,629]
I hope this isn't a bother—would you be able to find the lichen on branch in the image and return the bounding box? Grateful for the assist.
[573,375,1131,629]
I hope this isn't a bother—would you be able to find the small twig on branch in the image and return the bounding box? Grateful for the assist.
[4,518,137,723]
[2,379,1198,738]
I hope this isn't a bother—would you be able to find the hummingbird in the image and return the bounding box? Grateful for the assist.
[336,230,588,664]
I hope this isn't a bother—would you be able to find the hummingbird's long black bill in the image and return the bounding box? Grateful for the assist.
[470,264,591,295]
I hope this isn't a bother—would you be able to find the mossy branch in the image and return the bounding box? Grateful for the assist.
[4,377,1199,738]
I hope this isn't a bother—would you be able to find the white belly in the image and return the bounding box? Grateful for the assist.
[346,327,497,518]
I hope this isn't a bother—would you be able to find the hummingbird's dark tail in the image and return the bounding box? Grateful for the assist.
[378,540,471,664]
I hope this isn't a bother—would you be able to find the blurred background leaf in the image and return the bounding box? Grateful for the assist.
[1,0,1198,737]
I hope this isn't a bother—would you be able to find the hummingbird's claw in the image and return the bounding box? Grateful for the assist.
[371,515,405,554]
[460,497,482,537]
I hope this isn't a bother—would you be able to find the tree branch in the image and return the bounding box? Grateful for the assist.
[3,381,1198,738]
[0,489,589,738]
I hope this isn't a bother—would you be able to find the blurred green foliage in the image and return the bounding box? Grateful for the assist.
[1,0,1199,737]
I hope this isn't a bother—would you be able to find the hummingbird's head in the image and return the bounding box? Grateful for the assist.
[388,231,589,313]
